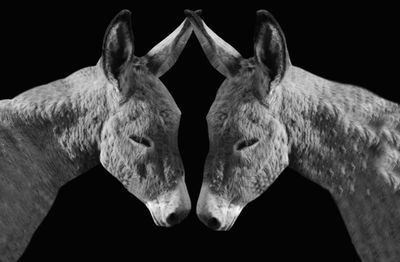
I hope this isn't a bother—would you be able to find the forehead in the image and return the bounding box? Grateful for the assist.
[206,72,274,139]
[119,67,181,126]
[207,69,262,122]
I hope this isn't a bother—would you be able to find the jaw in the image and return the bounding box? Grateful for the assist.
[196,183,244,230]
[145,177,191,227]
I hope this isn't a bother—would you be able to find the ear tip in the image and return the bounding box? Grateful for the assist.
[120,9,131,14]
[184,9,202,18]
[184,9,194,16]
[115,9,132,21]
[256,9,276,21]
[256,9,271,16]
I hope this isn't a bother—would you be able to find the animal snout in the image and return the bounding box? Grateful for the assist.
[196,183,244,231]
[166,208,190,226]
[145,177,191,227]
[197,206,233,231]
[198,212,221,230]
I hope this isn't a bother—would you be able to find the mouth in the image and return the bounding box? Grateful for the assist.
[220,210,241,231]
[145,200,170,227]
[147,204,167,227]
[145,177,191,227]
[197,183,244,230]
[214,205,243,231]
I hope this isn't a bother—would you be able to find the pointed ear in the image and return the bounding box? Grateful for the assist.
[144,11,201,77]
[102,10,134,84]
[254,10,290,84]
[184,10,243,77]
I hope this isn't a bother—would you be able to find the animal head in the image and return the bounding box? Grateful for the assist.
[99,10,194,227]
[185,10,291,230]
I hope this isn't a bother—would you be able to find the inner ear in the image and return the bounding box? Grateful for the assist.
[102,10,134,83]
[254,10,289,84]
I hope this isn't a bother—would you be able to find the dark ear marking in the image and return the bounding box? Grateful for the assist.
[144,10,201,77]
[254,10,290,84]
[184,9,243,77]
[102,10,135,85]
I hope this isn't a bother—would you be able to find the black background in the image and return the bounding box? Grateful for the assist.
[1,2,398,261]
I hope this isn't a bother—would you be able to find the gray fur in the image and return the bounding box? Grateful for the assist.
[0,10,192,261]
[188,10,400,261]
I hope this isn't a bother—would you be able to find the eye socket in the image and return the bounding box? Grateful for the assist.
[129,135,152,148]
[235,138,259,151]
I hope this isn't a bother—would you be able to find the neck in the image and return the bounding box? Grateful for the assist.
[0,61,111,260]
[280,66,399,194]
[279,66,400,260]
[3,61,110,181]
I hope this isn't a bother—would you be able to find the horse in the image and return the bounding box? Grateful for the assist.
[185,9,400,261]
[0,9,194,261]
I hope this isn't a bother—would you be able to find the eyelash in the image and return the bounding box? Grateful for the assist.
[236,138,259,151]
[129,135,151,147]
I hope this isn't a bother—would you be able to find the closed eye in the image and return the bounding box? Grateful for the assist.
[235,138,259,151]
[129,135,152,148]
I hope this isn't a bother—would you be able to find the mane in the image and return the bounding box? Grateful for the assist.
[0,62,109,161]
[322,80,399,193]
[283,66,400,193]
[6,65,103,123]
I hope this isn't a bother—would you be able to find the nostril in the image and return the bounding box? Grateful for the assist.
[206,217,221,230]
[166,212,178,225]
[166,210,188,227]
[198,213,221,230]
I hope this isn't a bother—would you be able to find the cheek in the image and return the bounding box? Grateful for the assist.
[127,167,167,202]
[263,137,288,172]
[241,142,289,201]
[126,172,148,201]
[99,128,118,170]
[263,140,289,173]
[99,127,142,177]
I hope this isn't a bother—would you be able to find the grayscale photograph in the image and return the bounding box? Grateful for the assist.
[0,3,399,262]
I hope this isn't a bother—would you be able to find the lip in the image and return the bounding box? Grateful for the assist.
[217,204,242,230]
[197,183,244,230]
[148,207,166,227]
[146,201,163,226]
[145,177,191,227]
[223,212,240,230]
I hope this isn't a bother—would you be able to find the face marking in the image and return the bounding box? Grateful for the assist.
[98,10,193,227]
[186,10,290,230]
[146,177,191,226]
[197,183,243,230]
[199,70,290,229]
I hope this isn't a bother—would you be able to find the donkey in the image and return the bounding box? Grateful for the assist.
[185,10,400,261]
[0,10,195,261]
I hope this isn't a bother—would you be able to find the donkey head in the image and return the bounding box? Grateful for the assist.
[185,10,291,230]
[99,10,193,227]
